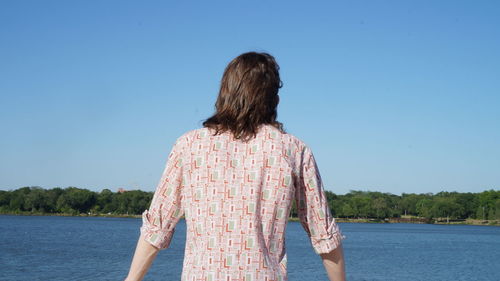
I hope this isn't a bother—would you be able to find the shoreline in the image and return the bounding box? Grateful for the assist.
[1,211,498,226]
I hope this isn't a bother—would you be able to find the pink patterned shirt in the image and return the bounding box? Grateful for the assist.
[140,124,345,281]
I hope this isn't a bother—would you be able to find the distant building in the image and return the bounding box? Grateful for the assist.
[117,187,127,193]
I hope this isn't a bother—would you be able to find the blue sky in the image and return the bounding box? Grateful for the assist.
[1,1,499,195]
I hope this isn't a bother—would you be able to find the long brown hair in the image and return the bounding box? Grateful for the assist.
[202,51,286,142]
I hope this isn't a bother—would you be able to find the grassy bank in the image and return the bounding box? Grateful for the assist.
[334,217,498,226]
[0,211,141,219]
[2,211,498,226]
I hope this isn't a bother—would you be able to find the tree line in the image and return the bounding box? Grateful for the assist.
[0,186,499,221]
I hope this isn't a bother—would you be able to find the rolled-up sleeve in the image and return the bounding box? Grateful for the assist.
[295,145,346,255]
[140,137,185,250]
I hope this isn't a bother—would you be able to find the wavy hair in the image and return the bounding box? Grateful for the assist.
[202,51,285,142]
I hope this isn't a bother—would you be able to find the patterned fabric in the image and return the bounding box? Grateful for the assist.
[140,124,345,281]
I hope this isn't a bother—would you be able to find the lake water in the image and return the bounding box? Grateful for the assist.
[1,215,499,281]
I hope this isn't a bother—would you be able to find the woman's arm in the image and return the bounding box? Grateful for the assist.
[320,243,346,281]
[125,135,188,280]
[125,232,160,281]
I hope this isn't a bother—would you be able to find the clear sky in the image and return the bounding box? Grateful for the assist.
[1,1,499,195]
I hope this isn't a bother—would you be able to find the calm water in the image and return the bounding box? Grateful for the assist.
[1,215,499,281]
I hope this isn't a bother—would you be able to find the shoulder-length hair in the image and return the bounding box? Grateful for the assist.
[202,51,285,142]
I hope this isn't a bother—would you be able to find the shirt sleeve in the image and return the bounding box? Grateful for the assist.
[140,137,186,250]
[295,145,346,255]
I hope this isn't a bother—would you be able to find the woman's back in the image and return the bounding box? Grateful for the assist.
[140,124,344,281]
[127,51,345,281]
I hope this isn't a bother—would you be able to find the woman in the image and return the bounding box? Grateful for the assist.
[125,52,346,281]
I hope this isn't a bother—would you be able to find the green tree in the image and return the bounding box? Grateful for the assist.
[372,197,389,219]
[0,191,11,211]
[494,199,500,220]
[341,203,355,218]
[56,187,96,214]
[454,192,478,219]
[25,187,47,212]
[97,189,114,213]
[44,188,64,213]
[400,193,421,216]
[431,197,463,222]
[349,192,372,218]
[416,197,434,219]
[476,189,499,220]
[289,199,297,217]
[9,187,32,212]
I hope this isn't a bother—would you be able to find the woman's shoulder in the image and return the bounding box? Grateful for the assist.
[259,125,311,163]
[267,125,308,151]
[176,125,310,151]
[172,127,206,147]
[182,127,208,138]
